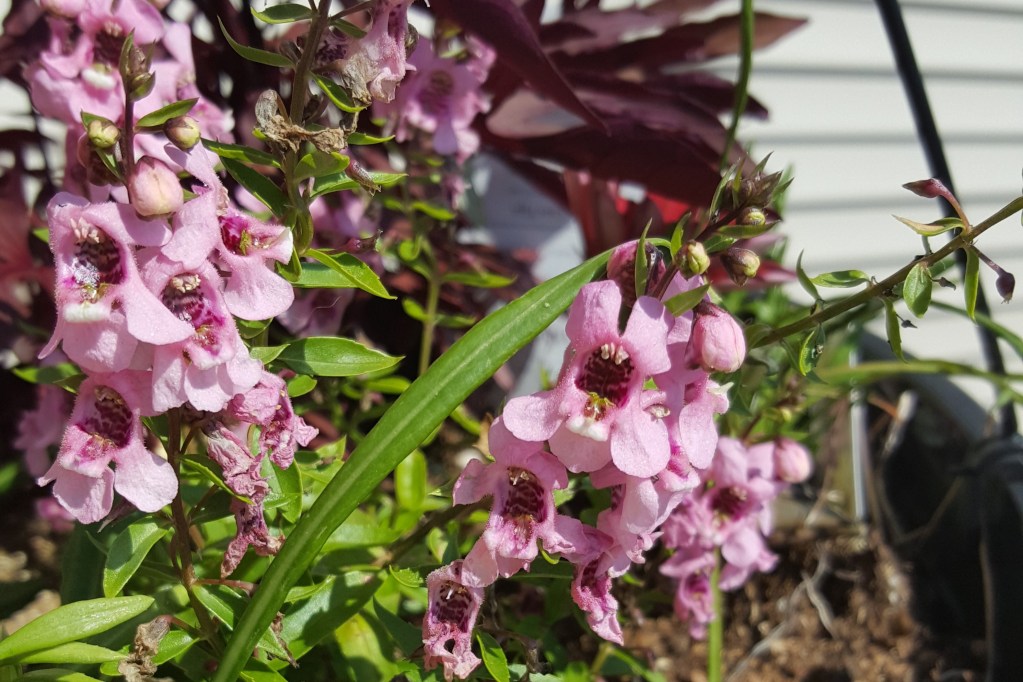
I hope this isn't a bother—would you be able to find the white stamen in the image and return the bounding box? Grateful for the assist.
[600,343,612,360]
[614,346,629,365]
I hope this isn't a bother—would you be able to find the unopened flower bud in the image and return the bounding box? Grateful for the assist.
[902,178,951,200]
[721,247,760,286]
[772,437,813,483]
[740,206,766,227]
[119,35,154,101]
[680,240,709,277]
[87,117,120,149]
[997,271,1015,303]
[739,170,783,208]
[127,156,183,218]
[609,240,666,305]
[164,115,201,150]
[690,301,746,373]
[76,133,119,186]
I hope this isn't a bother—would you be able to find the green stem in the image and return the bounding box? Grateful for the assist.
[707,549,724,682]
[719,0,755,170]
[590,640,613,676]
[754,196,1023,348]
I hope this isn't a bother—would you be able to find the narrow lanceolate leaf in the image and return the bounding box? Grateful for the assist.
[103,520,168,598]
[797,325,824,376]
[15,670,104,681]
[795,252,821,301]
[903,262,933,318]
[811,270,871,288]
[272,337,401,376]
[211,252,610,682]
[311,74,365,114]
[635,221,652,299]
[301,250,393,299]
[965,247,980,320]
[664,283,710,316]
[347,131,394,145]
[310,170,405,198]
[893,215,964,237]
[218,17,294,68]
[251,3,314,24]
[220,157,288,217]
[883,299,904,361]
[202,139,279,168]
[14,642,124,665]
[135,98,197,129]
[12,363,79,385]
[0,596,153,663]
[476,631,510,682]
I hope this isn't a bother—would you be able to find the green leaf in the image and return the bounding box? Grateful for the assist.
[15,670,104,681]
[893,215,964,237]
[369,599,422,657]
[347,131,394,145]
[663,283,710,316]
[220,157,288,217]
[202,139,279,168]
[294,150,349,182]
[402,298,476,329]
[394,450,427,511]
[280,572,382,660]
[194,586,290,661]
[903,262,932,318]
[795,252,821,301]
[311,74,365,114]
[236,317,272,340]
[476,631,510,682]
[211,252,610,682]
[965,246,980,320]
[14,642,123,665]
[329,18,367,38]
[218,17,294,68]
[251,3,314,24]
[635,221,652,299]
[135,98,197,129]
[103,520,168,598]
[249,344,287,365]
[286,374,317,398]
[798,325,824,376]
[264,459,303,524]
[0,596,153,664]
[272,337,402,376]
[12,363,79,385]
[408,200,456,221]
[811,270,871,288]
[302,249,393,299]
[883,299,904,361]
[310,170,405,199]
[442,271,515,289]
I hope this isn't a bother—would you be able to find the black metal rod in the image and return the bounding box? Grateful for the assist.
[875,0,1017,436]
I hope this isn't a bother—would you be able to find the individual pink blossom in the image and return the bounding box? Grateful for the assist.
[553,515,623,644]
[659,546,717,639]
[424,561,484,681]
[142,257,262,412]
[689,301,746,373]
[455,419,572,586]
[39,371,177,524]
[772,437,814,483]
[314,0,414,104]
[378,38,493,160]
[227,371,318,470]
[40,193,191,372]
[503,280,673,477]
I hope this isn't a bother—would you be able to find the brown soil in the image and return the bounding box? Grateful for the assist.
[625,525,985,682]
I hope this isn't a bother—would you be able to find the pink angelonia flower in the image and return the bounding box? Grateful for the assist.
[503,280,673,477]
[378,39,492,160]
[455,419,572,586]
[41,193,191,372]
[162,146,294,320]
[227,371,318,470]
[26,0,164,124]
[39,371,177,524]
[142,257,262,413]
[424,561,484,681]
[554,516,623,644]
[660,546,718,639]
[223,498,283,576]
[772,437,814,483]
[314,0,414,104]
[127,156,184,218]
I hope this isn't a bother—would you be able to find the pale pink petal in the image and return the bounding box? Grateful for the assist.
[113,448,177,513]
[565,280,621,352]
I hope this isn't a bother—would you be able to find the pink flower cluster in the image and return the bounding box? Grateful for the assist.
[23,0,315,568]
[423,242,751,680]
[659,436,813,638]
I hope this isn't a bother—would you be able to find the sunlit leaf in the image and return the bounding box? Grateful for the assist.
[883,299,904,361]
[965,247,980,320]
[301,250,393,299]
[202,139,278,168]
[903,262,932,318]
[220,157,287,216]
[135,98,197,129]
[893,215,964,237]
[272,337,402,376]
[664,283,709,316]
[251,3,313,24]
[477,631,509,682]
[795,251,820,301]
[218,17,294,67]
[103,520,168,597]
[811,270,870,288]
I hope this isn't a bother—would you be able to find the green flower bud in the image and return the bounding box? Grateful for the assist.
[680,240,710,277]
[164,115,201,151]
[87,117,120,149]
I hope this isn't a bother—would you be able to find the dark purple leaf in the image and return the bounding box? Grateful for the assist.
[430,0,606,131]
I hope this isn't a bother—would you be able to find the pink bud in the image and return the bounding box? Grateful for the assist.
[127,156,183,218]
[903,178,951,201]
[772,437,813,483]
[690,302,746,373]
[997,271,1015,303]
